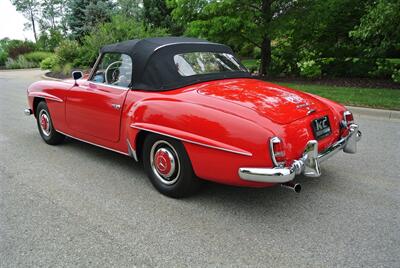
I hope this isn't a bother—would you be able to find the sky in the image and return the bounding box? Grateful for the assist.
[0,0,35,41]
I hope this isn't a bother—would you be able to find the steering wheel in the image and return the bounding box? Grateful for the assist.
[105,61,122,84]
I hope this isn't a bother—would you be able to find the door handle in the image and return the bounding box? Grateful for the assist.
[111,104,121,110]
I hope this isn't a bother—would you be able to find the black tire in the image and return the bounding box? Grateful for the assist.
[142,134,202,198]
[36,101,65,145]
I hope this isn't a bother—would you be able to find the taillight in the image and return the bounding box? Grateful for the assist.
[269,137,286,167]
[343,111,354,127]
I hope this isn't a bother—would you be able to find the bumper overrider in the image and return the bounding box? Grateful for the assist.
[238,124,362,184]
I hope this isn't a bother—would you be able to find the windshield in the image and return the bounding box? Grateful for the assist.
[173,52,248,77]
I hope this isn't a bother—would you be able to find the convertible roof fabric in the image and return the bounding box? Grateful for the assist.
[99,37,252,91]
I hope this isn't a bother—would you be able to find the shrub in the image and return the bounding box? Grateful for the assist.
[62,63,73,76]
[368,59,395,78]
[321,57,376,78]
[24,51,54,64]
[392,69,400,83]
[40,55,60,70]
[297,60,322,78]
[5,55,37,69]
[4,40,35,59]
[0,50,7,66]
[296,49,322,78]
[270,36,297,76]
[52,64,62,74]
[55,39,80,65]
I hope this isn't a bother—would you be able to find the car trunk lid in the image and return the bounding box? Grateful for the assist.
[196,79,329,124]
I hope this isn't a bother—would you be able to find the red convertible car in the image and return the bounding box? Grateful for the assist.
[25,37,361,197]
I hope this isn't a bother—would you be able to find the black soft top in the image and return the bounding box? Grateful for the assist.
[99,37,251,91]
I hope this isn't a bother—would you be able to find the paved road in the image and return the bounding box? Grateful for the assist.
[1,69,399,267]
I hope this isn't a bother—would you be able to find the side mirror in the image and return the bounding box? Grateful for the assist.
[72,71,83,81]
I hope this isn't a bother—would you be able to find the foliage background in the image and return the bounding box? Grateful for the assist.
[1,0,399,82]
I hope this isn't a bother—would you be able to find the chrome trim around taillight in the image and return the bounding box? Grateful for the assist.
[343,110,353,127]
[269,136,284,167]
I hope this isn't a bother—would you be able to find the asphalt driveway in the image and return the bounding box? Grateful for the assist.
[0,69,399,267]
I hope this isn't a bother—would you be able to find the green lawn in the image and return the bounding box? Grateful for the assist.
[242,59,259,70]
[276,83,400,110]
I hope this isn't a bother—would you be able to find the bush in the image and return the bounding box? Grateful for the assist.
[321,57,376,78]
[392,69,400,83]
[297,60,322,78]
[4,40,35,59]
[296,49,322,78]
[40,55,60,70]
[55,39,80,65]
[52,64,62,74]
[0,50,7,66]
[5,55,37,69]
[368,59,395,78]
[62,63,73,76]
[270,36,297,76]
[24,51,54,64]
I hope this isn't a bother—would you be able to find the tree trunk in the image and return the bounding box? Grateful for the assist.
[30,9,37,42]
[259,0,272,77]
[260,35,271,76]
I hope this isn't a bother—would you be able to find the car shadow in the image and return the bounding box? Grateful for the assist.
[59,137,338,210]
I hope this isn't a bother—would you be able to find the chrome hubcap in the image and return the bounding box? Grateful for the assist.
[39,110,51,136]
[150,141,180,185]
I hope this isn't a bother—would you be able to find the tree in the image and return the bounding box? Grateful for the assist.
[350,0,400,58]
[169,0,301,76]
[78,15,167,66]
[143,0,182,35]
[117,0,143,18]
[39,0,68,33]
[66,0,115,40]
[11,0,41,42]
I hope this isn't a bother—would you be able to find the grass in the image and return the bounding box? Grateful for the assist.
[276,83,400,110]
[242,59,259,70]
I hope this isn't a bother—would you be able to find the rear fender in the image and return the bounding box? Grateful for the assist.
[127,98,276,186]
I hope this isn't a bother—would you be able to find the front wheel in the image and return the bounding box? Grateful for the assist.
[36,101,65,145]
[142,134,202,198]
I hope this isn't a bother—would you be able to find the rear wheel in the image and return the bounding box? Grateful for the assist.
[36,101,65,145]
[142,134,201,198]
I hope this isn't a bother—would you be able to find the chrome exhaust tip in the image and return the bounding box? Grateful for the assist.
[24,108,32,116]
[281,181,301,193]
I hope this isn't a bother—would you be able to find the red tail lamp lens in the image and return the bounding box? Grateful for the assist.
[344,111,354,126]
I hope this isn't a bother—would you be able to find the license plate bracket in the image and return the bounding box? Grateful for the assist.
[312,116,331,140]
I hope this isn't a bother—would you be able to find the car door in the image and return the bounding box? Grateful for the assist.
[66,53,133,142]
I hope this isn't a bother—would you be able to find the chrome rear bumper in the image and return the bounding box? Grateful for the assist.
[238,124,361,183]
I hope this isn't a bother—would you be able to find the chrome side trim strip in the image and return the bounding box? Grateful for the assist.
[130,125,252,157]
[29,92,63,103]
[126,138,138,161]
[87,81,130,91]
[57,130,130,156]
[153,42,220,51]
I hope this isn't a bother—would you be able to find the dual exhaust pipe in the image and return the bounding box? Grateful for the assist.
[281,181,301,193]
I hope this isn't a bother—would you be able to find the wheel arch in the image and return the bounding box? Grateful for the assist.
[33,97,46,116]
